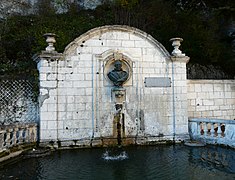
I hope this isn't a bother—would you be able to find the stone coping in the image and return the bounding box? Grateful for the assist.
[189,117,235,124]
[187,79,235,83]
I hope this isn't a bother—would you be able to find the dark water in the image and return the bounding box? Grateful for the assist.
[0,145,235,180]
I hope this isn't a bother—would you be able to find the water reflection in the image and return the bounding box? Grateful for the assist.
[0,145,234,180]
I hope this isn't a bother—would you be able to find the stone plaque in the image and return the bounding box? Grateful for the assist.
[144,77,171,87]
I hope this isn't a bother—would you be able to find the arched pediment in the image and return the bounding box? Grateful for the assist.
[63,25,170,58]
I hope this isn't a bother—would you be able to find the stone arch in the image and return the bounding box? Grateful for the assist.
[63,25,170,59]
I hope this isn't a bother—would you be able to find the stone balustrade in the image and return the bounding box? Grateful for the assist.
[0,123,37,152]
[189,118,235,148]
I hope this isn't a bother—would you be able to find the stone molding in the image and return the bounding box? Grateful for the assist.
[33,51,63,63]
[170,55,190,63]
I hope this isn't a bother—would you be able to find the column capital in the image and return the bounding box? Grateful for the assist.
[33,51,63,63]
[170,56,190,63]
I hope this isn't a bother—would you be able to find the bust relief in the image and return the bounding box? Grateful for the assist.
[107,60,129,87]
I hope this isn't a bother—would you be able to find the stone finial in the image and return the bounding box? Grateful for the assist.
[43,33,56,51]
[169,37,185,57]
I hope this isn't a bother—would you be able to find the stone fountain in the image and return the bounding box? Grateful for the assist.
[34,25,190,148]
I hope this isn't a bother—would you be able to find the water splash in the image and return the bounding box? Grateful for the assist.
[102,150,128,161]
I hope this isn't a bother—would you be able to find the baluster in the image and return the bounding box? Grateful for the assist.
[5,129,12,147]
[0,129,5,150]
[199,122,203,135]
[12,127,18,146]
[210,123,214,137]
[217,123,222,138]
[33,125,37,142]
[29,126,33,143]
[25,124,30,143]
[18,127,24,144]
[204,123,208,136]
[221,124,225,137]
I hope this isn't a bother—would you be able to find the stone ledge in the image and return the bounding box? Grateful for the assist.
[0,143,37,164]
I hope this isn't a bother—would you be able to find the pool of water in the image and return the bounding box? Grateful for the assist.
[0,145,235,180]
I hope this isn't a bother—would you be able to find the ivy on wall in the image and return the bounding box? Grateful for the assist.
[0,0,234,78]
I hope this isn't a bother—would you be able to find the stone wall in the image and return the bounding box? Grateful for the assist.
[35,26,189,145]
[187,80,235,120]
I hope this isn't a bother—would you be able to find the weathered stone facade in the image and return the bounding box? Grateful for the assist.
[187,80,235,119]
[34,25,190,146]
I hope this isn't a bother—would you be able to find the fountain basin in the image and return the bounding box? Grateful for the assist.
[0,145,234,179]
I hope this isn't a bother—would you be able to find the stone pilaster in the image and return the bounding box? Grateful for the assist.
[33,34,63,142]
[170,38,190,139]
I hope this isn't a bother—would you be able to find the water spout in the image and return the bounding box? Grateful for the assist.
[102,149,128,161]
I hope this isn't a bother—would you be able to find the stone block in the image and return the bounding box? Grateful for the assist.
[39,67,55,73]
[85,88,93,96]
[66,112,73,119]
[124,47,142,57]
[101,32,117,39]
[40,129,57,140]
[58,104,66,112]
[214,99,224,106]
[58,112,66,120]
[40,81,57,88]
[58,81,73,88]
[224,92,232,98]
[129,34,143,41]
[74,88,85,96]
[135,40,151,48]
[213,84,224,92]
[213,111,222,116]
[67,104,75,111]
[80,54,92,61]
[85,74,92,81]
[187,92,196,99]
[226,99,235,105]
[86,39,103,46]
[201,84,213,92]
[117,32,130,40]
[187,84,195,92]
[57,88,67,95]
[48,121,57,130]
[40,121,48,129]
[203,99,214,106]
[41,112,57,121]
[58,74,65,80]
[47,104,57,112]
[77,67,92,74]
[58,67,73,74]
[194,84,201,92]
[92,46,110,54]
[39,74,47,81]
[73,81,92,88]
[122,40,135,47]
[105,40,122,47]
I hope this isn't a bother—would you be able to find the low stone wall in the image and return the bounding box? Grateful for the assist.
[0,123,37,161]
[187,80,235,120]
[189,118,235,148]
